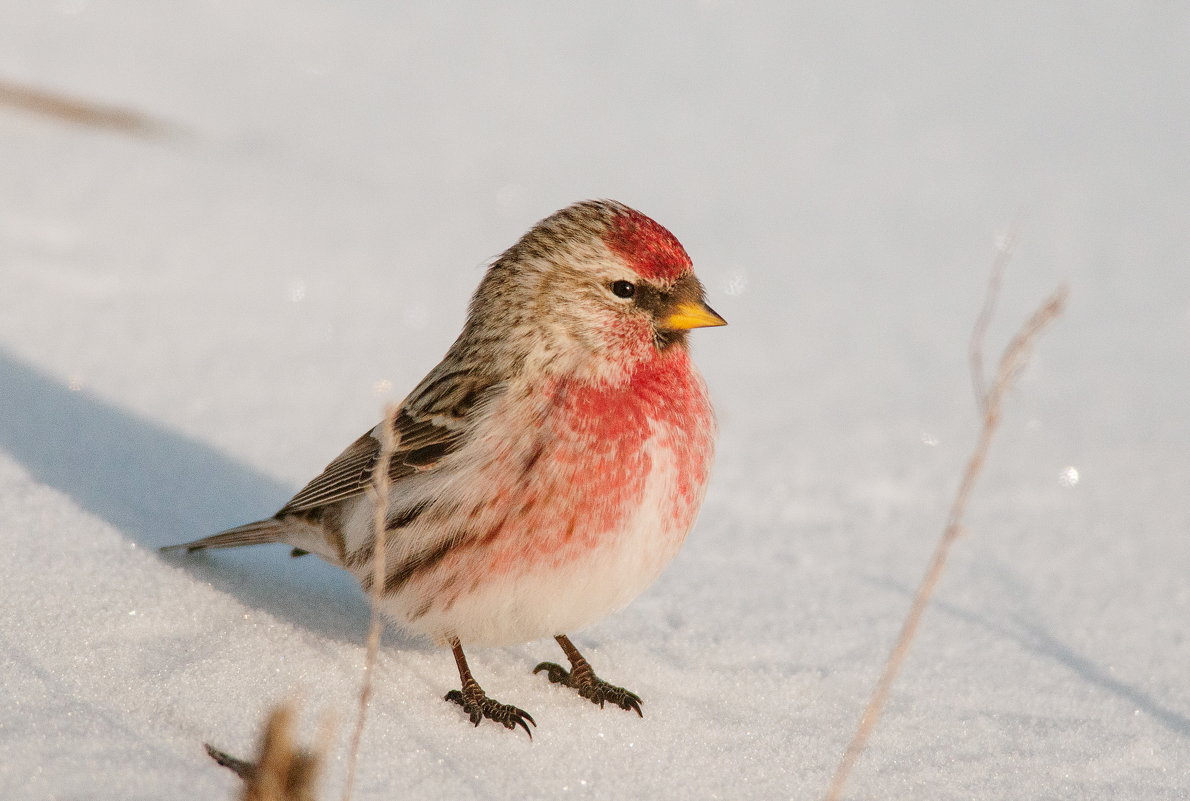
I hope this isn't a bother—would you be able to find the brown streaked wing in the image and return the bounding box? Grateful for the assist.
[276,369,500,515]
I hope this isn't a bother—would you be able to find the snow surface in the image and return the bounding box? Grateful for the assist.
[2,3,1189,799]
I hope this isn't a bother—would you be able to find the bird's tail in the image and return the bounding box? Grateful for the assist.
[161,518,287,553]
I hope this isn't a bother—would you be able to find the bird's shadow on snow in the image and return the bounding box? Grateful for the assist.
[0,347,427,653]
[867,572,1190,740]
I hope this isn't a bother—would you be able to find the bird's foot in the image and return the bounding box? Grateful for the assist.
[444,686,536,737]
[533,661,643,716]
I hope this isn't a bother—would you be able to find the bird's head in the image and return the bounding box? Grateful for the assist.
[469,200,725,383]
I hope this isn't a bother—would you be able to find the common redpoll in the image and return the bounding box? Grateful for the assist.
[166,200,725,735]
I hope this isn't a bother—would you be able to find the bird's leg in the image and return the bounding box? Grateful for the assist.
[444,638,535,736]
[533,635,643,716]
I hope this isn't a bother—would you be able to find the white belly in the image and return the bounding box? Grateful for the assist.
[382,434,695,647]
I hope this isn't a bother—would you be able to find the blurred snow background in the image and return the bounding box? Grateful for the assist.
[1,2,1188,799]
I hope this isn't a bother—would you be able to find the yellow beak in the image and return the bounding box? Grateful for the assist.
[662,300,728,331]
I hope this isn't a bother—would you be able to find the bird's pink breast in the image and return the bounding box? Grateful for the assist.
[417,347,714,606]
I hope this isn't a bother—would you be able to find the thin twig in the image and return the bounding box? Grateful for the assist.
[0,78,176,137]
[823,274,1067,801]
[341,404,401,801]
[969,216,1023,411]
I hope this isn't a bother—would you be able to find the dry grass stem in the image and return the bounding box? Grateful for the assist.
[340,404,401,801]
[0,78,174,137]
[205,702,323,801]
[823,273,1067,801]
[969,218,1023,411]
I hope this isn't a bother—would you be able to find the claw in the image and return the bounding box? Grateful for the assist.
[532,658,644,717]
[533,661,570,684]
[446,639,536,737]
[512,711,536,738]
[445,687,535,738]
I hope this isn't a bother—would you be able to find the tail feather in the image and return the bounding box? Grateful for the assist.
[162,519,286,553]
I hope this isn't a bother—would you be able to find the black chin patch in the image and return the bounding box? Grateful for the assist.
[654,328,688,351]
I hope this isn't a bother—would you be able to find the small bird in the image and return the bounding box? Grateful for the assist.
[166,200,725,735]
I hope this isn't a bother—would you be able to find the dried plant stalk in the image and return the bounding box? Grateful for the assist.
[823,274,1068,801]
[340,404,401,801]
[969,220,1022,411]
[205,702,323,801]
[0,78,173,136]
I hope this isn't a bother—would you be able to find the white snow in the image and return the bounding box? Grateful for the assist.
[2,3,1188,799]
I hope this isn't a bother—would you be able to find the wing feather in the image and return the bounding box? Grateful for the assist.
[277,367,499,515]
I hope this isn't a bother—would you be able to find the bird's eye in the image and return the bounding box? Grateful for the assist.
[611,280,636,299]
